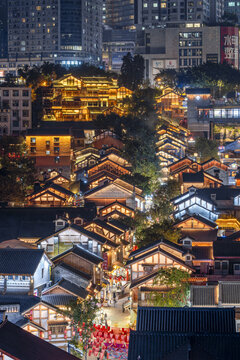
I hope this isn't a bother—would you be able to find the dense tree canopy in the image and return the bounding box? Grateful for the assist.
[0,136,35,203]
[195,137,219,162]
[18,62,114,90]
[61,298,99,359]
[118,53,145,90]
[157,62,240,97]
[150,267,190,307]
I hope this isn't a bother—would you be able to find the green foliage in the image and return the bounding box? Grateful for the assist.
[136,220,181,247]
[149,180,181,222]
[18,62,113,90]
[122,87,160,126]
[132,180,181,247]
[94,105,160,195]
[69,63,116,79]
[157,62,240,98]
[120,173,152,194]
[195,137,219,162]
[0,136,35,203]
[61,298,99,357]
[150,267,190,307]
[155,69,182,94]
[118,53,144,91]
[185,62,240,97]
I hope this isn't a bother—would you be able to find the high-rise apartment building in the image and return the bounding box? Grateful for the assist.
[136,24,239,83]
[135,0,224,28]
[0,0,8,59]
[6,0,102,66]
[224,1,240,24]
[105,0,135,29]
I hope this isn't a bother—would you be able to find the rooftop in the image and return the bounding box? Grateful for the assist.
[0,319,78,360]
[0,249,46,275]
[136,307,236,333]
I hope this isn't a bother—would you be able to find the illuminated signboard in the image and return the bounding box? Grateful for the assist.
[220,27,239,69]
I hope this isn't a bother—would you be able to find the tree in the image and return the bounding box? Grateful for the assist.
[195,137,219,162]
[118,53,145,90]
[122,87,160,125]
[185,62,240,97]
[0,136,35,203]
[70,63,116,79]
[135,220,181,247]
[149,180,181,223]
[150,267,190,307]
[61,298,99,359]
[132,54,145,90]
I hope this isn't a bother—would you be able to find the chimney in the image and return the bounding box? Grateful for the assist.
[54,217,67,232]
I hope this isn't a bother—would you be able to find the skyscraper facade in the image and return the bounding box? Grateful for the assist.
[7,0,102,65]
[0,0,8,59]
[224,0,240,24]
[135,0,224,28]
[105,0,135,29]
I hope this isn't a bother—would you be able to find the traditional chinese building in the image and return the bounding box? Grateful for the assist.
[26,128,73,176]
[0,310,78,360]
[0,295,74,351]
[84,178,144,210]
[42,75,132,122]
[51,245,103,292]
[27,183,75,207]
[126,239,193,308]
[98,201,135,219]
[156,123,189,170]
[169,157,229,186]
[128,307,240,360]
[0,249,51,296]
[155,87,185,123]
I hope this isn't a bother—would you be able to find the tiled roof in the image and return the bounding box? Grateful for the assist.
[182,171,205,183]
[71,223,108,244]
[107,218,129,231]
[54,262,92,281]
[0,249,45,275]
[89,219,123,236]
[214,239,240,257]
[0,295,41,313]
[37,223,108,245]
[52,245,103,265]
[191,246,213,260]
[128,332,240,360]
[136,307,235,333]
[180,229,217,242]
[128,238,184,259]
[174,214,217,229]
[0,207,96,242]
[55,278,88,299]
[30,182,73,197]
[172,186,240,203]
[0,319,79,360]
[99,200,134,212]
[41,294,77,307]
